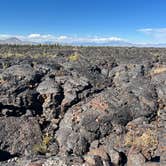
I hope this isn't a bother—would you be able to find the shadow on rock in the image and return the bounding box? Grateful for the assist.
[0,150,20,161]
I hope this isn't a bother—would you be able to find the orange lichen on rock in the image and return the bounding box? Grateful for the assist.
[71,106,82,124]
[88,96,109,112]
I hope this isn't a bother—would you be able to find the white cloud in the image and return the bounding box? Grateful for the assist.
[138,28,166,33]
[79,37,125,43]
[138,28,166,42]
[53,36,126,43]
[0,34,11,39]
[27,34,54,42]
[0,33,126,44]
[58,35,68,40]
[28,34,41,38]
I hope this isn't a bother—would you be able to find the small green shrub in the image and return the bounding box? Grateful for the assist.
[2,63,9,69]
[68,53,80,62]
[33,134,52,155]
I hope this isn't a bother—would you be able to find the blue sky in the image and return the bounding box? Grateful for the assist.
[0,0,166,44]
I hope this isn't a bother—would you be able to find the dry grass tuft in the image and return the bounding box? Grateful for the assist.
[125,128,158,159]
[125,129,158,147]
[151,66,166,75]
[33,134,52,155]
[68,52,80,62]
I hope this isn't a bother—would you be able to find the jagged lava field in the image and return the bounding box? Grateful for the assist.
[0,45,166,166]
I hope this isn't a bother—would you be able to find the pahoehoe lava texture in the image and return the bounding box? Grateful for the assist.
[0,45,165,166]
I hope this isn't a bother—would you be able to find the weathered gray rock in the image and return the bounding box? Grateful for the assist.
[61,76,91,111]
[84,146,111,166]
[0,47,165,165]
[37,78,63,121]
[0,117,42,156]
[127,151,146,166]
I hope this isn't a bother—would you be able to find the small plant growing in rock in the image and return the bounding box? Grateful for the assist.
[125,128,158,159]
[68,52,80,62]
[33,143,47,155]
[33,134,52,155]
[2,63,9,69]
[125,129,158,148]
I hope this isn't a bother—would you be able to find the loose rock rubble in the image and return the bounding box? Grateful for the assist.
[0,46,165,165]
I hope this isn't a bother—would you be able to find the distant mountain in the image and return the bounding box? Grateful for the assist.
[0,37,33,45]
[5,37,23,44]
[135,43,166,48]
[81,41,133,46]
[0,37,134,46]
[53,40,133,47]
[1,37,166,47]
